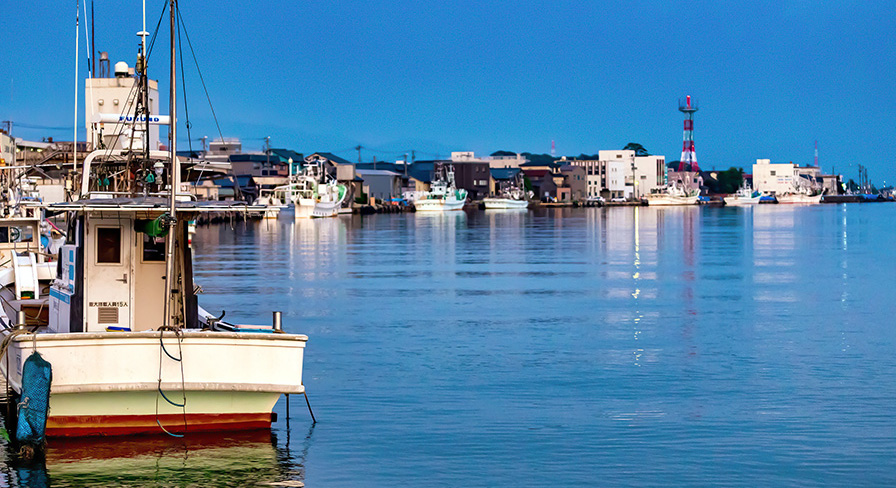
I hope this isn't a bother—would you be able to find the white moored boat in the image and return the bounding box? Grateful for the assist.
[412,163,467,212]
[482,197,529,209]
[776,188,825,204]
[0,7,308,441]
[644,185,699,206]
[483,173,531,210]
[723,185,762,206]
[269,158,348,219]
[0,197,308,438]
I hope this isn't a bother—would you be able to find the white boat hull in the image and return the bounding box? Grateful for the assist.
[777,193,823,204]
[482,198,529,210]
[645,195,699,206]
[311,200,342,218]
[295,198,315,219]
[2,330,307,437]
[723,195,761,205]
[414,198,465,212]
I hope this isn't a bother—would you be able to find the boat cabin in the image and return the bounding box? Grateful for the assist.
[46,198,248,333]
[0,206,56,326]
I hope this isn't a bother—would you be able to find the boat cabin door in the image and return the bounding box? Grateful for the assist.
[85,218,133,331]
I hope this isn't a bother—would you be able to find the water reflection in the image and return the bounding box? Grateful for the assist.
[182,205,896,486]
[2,428,312,487]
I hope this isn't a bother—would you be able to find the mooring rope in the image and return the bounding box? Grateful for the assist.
[155,326,188,437]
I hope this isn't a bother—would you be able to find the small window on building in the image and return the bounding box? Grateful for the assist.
[143,234,166,262]
[97,227,122,264]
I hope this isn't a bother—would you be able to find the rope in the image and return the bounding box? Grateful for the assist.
[155,326,188,437]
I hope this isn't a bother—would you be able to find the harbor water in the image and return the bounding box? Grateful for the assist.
[2,204,895,486]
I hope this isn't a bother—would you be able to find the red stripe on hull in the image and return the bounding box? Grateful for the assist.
[46,412,272,437]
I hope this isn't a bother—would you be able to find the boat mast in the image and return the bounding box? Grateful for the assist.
[73,0,80,175]
[163,0,179,329]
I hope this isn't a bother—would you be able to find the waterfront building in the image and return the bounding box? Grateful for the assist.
[605,160,628,199]
[539,165,586,202]
[488,153,529,169]
[567,159,602,198]
[519,160,561,199]
[405,160,435,195]
[752,159,826,195]
[356,169,403,201]
[570,153,666,200]
[633,155,666,198]
[597,149,636,199]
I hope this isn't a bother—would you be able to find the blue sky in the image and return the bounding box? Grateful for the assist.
[3,1,894,184]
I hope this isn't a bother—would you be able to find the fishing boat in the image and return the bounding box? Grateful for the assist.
[644,184,699,206]
[251,191,287,219]
[483,173,531,210]
[267,158,347,218]
[723,185,762,206]
[776,188,825,204]
[0,4,308,440]
[412,163,467,212]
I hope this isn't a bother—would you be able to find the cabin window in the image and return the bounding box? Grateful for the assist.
[0,225,34,243]
[142,234,166,262]
[96,227,122,264]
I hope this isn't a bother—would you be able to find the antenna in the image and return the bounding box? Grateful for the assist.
[814,140,818,168]
[74,0,80,172]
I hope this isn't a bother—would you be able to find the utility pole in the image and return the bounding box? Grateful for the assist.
[265,136,272,173]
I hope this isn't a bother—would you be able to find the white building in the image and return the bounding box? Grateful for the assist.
[85,61,162,152]
[450,151,489,163]
[606,160,628,199]
[633,155,666,198]
[488,153,529,169]
[752,159,795,195]
[752,158,823,195]
[0,132,13,166]
[567,150,665,199]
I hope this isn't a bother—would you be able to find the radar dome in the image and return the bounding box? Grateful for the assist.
[114,61,129,78]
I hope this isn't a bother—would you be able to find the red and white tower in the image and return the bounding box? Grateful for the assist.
[678,95,700,172]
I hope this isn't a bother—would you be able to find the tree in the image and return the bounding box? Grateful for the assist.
[715,167,744,194]
[623,142,649,157]
[491,150,516,157]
